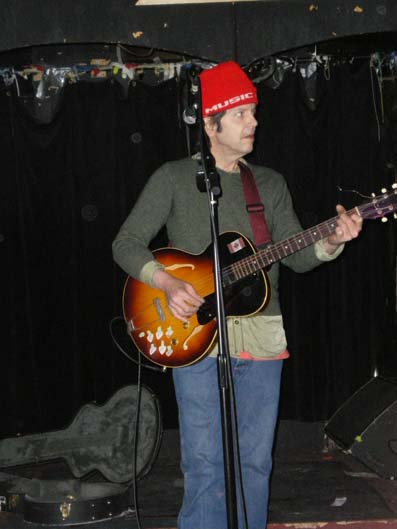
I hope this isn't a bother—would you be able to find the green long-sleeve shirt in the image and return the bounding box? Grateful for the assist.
[113,157,342,359]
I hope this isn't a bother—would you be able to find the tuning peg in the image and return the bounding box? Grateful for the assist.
[371,192,376,197]
[381,217,388,223]
[392,183,397,189]
[381,188,387,194]
[394,213,397,219]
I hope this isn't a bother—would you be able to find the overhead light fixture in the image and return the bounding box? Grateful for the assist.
[248,57,292,89]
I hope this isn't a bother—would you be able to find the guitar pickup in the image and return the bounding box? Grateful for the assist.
[126,319,135,333]
[154,297,166,321]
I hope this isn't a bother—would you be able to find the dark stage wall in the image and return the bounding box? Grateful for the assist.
[1,58,397,435]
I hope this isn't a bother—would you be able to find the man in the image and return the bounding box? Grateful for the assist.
[112,61,362,529]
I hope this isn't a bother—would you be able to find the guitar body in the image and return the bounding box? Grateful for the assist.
[123,231,270,368]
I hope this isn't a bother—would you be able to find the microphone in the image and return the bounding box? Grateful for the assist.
[183,106,198,125]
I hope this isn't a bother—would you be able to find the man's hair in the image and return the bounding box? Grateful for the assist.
[206,110,226,133]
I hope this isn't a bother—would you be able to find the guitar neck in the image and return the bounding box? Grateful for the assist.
[223,206,361,285]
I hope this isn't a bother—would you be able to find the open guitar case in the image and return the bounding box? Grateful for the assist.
[0,384,162,526]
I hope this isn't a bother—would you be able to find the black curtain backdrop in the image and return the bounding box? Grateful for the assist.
[251,62,397,419]
[1,61,396,436]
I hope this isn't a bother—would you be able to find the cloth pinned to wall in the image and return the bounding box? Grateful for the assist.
[1,50,397,124]
[2,59,214,124]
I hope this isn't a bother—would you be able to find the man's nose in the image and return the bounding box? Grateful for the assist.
[248,113,258,127]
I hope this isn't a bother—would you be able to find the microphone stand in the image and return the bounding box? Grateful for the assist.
[191,69,239,529]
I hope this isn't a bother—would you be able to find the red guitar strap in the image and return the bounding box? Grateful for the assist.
[238,161,272,248]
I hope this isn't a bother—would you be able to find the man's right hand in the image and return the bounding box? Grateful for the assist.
[153,269,205,323]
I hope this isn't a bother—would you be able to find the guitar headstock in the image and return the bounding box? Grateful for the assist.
[359,184,397,221]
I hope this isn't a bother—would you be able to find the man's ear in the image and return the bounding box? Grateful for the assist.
[203,117,216,138]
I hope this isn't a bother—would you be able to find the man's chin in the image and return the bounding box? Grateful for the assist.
[243,139,255,153]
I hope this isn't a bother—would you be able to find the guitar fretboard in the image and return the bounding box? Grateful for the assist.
[222,207,360,285]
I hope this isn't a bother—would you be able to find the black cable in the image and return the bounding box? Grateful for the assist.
[108,316,165,373]
[130,347,143,529]
[108,316,164,528]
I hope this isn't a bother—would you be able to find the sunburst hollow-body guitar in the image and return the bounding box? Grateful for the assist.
[123,189,397,368]
[123,232,268,368]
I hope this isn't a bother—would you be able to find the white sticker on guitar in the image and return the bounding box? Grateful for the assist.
[159,341,166,355]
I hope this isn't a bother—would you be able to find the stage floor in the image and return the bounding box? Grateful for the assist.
[1,422,397,528]
[132,423,397,528]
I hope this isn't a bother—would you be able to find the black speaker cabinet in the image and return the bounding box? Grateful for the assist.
[325,377,397,479]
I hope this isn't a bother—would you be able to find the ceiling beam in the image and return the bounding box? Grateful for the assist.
[0,1,396,63]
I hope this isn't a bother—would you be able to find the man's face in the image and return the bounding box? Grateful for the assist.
[205,103,258,161]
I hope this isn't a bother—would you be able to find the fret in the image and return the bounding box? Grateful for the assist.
[248,256,259,274]
[307,229,316,243]
[317,225,329,238]
[258,251,269,269]
[324,220,337,234]
[236,261,244,278]
[267,248,277,265]
[281,241,293,255]
[243,259,250,276]
[273,244,283,260]
[233,262,242,280]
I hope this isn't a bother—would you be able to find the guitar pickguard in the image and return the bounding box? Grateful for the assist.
[196,271,266,326]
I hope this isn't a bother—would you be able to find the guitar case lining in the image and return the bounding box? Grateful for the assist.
[0,384,162,525]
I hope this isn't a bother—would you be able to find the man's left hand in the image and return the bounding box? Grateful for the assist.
[323,204,363,255]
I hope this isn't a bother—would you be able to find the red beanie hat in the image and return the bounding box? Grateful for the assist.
[199,61,258,117]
